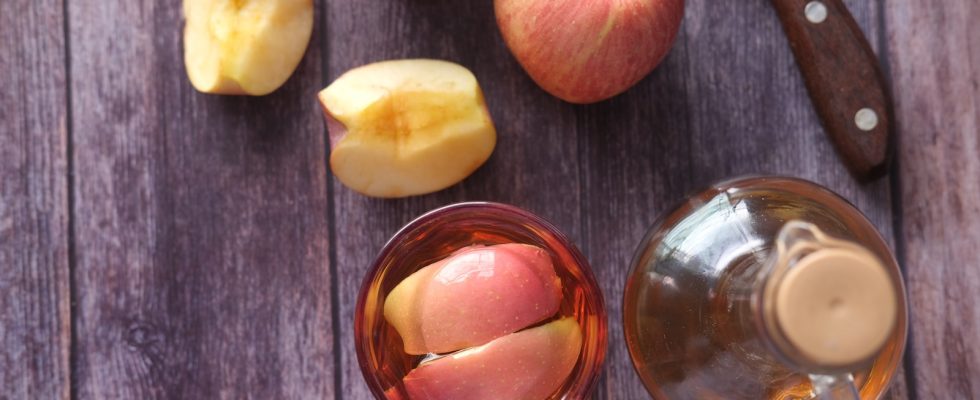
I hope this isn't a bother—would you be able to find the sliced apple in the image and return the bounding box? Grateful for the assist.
[318,59,497,198]
[395,318,583,400]
[384,244,562,355]
[183,0,313,95]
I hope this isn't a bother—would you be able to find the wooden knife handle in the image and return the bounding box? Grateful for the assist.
[772,0,893,181]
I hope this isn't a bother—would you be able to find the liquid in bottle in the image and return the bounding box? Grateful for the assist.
[624,177,907,400]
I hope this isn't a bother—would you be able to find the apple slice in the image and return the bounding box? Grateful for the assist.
[384,244,562,355]
[393,318,583,400]
[318,59,496,198]
[495,0,684,103]
[183,0,313,95]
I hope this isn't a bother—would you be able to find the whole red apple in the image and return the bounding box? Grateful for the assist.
[495,0,685,104]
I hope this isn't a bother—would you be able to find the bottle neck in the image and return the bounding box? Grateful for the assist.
[728,221,898,375]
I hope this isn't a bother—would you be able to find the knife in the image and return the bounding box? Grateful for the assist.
[771,0,893,181]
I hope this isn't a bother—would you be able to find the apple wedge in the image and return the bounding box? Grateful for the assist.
[393,318,583,400]
[384,244,562,355]
[318,59,497,198]
[183,0,313,95]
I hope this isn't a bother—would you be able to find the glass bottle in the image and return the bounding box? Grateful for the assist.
[623,176,907,400]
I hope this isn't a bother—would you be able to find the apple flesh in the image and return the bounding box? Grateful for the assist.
[391,318,583,400]
[495,0,685,104]
[319,59,497,198]
[183,0,313,95]
[384,244,562,355]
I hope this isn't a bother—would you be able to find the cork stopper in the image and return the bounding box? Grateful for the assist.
[771,247,897,368]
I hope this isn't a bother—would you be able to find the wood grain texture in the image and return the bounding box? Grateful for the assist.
[6,0,974,398]
[325,1,584,399]
[0,0,71,399]
[578,1,907,398]
[67,1,334,398]
[886,0,980,398]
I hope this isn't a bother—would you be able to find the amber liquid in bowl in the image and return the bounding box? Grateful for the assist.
[355,202,607,399]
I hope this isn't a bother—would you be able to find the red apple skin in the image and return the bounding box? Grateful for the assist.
[319,101,347,148]
[396,318,583,400]
[495,0,685,104]
[384,243,563,355]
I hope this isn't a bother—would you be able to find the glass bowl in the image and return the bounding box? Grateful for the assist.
[355,202,607,399]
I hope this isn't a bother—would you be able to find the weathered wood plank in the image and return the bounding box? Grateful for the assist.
[67,1,334,398]
[886,0,980,398]
[579,0,908,398]
[325,1,584,398]
[0,0,71,399]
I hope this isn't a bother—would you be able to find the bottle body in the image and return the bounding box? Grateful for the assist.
[623,177,906,399]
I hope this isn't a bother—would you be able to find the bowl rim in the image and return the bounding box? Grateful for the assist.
[354,201,608,399]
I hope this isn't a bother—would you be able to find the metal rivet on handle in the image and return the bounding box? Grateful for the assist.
[805,1,828,23]
[855,108,879,131]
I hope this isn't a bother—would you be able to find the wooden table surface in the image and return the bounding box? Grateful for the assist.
[2,0,977,399]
